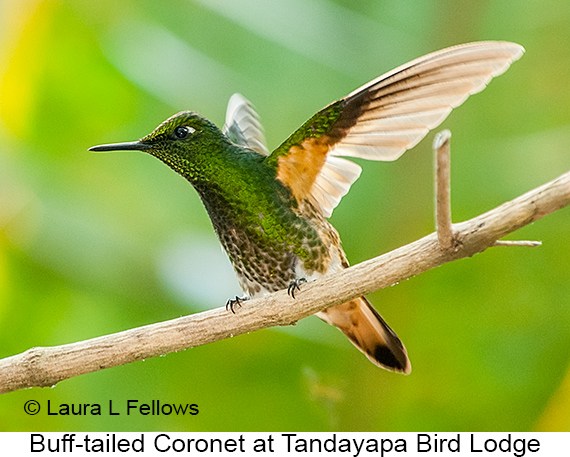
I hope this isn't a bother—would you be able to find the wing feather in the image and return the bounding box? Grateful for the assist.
[313,156,362,217]
[268,41,524,216]
[223,93,269,155]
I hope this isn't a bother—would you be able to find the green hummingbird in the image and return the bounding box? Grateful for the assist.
[90,41,523,373]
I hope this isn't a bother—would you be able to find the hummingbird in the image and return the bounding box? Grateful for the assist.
[90,41,523,373]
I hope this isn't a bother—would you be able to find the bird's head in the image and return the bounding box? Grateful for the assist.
[89,111,230,180]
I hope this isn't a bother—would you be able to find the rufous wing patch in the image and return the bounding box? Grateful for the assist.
[276,135,332,202]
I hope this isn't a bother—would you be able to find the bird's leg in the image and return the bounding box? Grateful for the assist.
[225,295,249,314]
[287,278,307,299]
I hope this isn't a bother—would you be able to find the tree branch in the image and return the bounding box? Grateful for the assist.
[1,136,569,394]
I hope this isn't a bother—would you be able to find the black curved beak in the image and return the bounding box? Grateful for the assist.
[88,141,151,153]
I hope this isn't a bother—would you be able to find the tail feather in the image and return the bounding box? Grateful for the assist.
[317,297,411,374]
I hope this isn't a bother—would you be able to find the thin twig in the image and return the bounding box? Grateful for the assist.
[434,130,454,250]
[0,164,569,394]
[493,240,542,247]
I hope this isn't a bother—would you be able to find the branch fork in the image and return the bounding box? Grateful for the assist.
[433,130,541,252]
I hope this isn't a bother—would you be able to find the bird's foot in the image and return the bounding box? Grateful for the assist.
[287,278,307,299]
[226,295,249,314]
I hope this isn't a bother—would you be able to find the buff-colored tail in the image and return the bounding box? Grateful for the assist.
[317,297,411,374]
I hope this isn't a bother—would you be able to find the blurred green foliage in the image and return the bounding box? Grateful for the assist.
[1,0,569,432]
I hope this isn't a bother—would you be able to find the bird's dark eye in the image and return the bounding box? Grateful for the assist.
[173,125,195,139]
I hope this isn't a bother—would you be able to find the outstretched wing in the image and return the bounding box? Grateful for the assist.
[223,93,269,156]
[266,41,524,217]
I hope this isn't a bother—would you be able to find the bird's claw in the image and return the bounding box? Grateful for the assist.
[226,295,249,314]
[287,278,306,299]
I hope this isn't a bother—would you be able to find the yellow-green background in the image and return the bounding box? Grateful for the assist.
[1,0,569,432]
